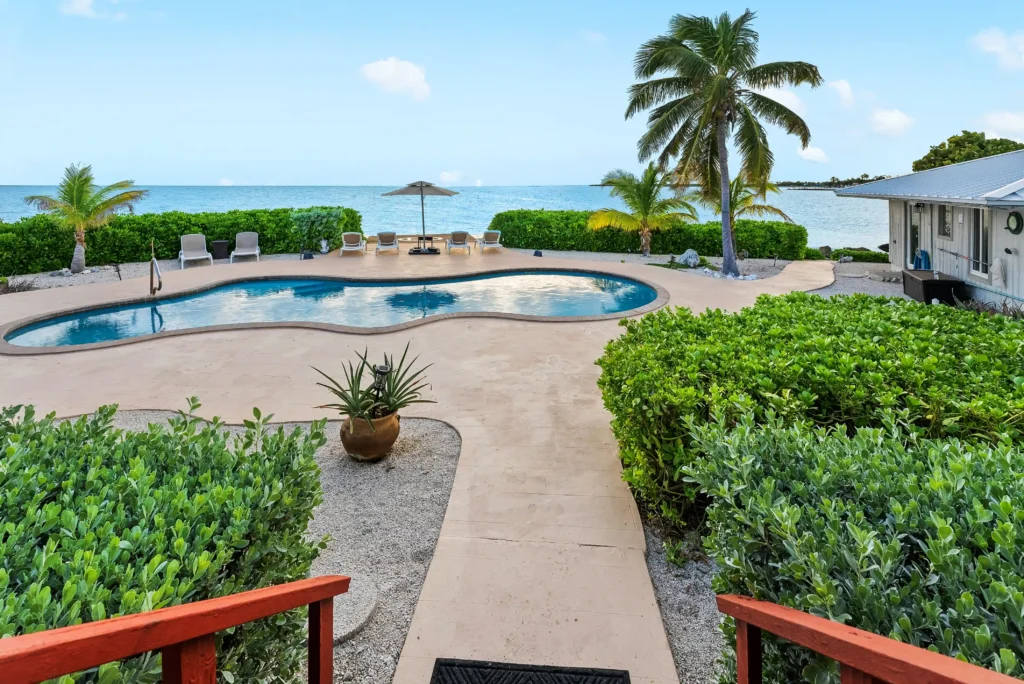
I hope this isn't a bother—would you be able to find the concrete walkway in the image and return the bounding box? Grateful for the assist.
[0,252,833,683]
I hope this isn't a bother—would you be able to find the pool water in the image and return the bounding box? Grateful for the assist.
[6,270,658,348]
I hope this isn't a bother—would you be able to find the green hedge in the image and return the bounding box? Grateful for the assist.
[0,206,362,275]
[688,414,1024,681]
[595,293,1024,526]
[802,247,826,260]
[488,210,808,260]
[833,248,890,263]
[0,401,327,682]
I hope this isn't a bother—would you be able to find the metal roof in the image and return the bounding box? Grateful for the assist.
[834,149,1024,207]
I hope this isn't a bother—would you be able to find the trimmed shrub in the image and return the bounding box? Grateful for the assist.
[0,401,328,682]
[488,210,808,260]
[802,246,826,260]
[833,247,889,263]
[595,293,1024,525]
[292,207,348,252]
[686,413,1024,681]
[0,206,362,275]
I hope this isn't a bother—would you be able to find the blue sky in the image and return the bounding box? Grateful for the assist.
[1,0,1022,186]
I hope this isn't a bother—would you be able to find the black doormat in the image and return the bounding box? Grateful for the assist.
[429,659,631,683]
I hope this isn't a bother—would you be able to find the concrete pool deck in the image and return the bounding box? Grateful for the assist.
[0,251,834,683]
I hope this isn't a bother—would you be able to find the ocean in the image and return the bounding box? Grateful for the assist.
[0,185,889,251]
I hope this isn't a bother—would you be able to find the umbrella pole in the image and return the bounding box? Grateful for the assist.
[420,187,426,246]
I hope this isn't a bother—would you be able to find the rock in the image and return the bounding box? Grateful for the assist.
[839,256,854,263]
[82,269,92,274]
[679,249,700,268]
[819,245,832,258]
[533,250,542,257]
[742,274,758,281]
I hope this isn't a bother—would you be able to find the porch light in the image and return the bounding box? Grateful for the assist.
[913,203,925,213]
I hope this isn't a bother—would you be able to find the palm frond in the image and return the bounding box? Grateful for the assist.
[734,101,774,184]
[739,203,793,223]
[743,61,823,90]
[742,91,812,147]
[588,209,640,232]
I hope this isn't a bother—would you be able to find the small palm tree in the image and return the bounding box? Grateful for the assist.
[25,164,149,273]
[589,163,698,257]
[627,10,822,276]
[684,174,792,227]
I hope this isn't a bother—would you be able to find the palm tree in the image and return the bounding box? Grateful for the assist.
[25,164,149,273]
[626,10,821,276]
[684,173,792,227]
[589,163,698,257]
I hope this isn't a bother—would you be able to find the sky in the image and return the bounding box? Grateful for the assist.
[1,0,1023,186]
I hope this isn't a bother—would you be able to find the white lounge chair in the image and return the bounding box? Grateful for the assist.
[447,231,471,254]
[340,232,366,255]
[179,234,213,269]
[376,231,399,255]
[480,230,503,252]
[230,232,260,262]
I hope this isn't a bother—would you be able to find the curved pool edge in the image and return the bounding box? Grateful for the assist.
[0,267,670,356]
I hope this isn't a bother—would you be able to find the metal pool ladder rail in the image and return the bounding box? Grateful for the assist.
[149,240,162,296]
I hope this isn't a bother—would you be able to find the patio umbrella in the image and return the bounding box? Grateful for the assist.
[382,181,459,241]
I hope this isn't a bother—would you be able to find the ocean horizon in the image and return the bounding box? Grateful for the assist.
[0,184,889,251]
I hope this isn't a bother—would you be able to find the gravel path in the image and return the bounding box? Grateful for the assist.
[812,262,908,299]
[106,411,461,684]
[643,525,723,684]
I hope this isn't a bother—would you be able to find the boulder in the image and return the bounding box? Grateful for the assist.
[839,256,854,263]
[819,245,832,258]
[679,249,700,268]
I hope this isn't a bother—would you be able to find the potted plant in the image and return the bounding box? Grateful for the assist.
[313,343,433,461]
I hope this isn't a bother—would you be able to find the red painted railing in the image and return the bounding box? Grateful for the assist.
[718,594,1019,684]
[0,575,350,684]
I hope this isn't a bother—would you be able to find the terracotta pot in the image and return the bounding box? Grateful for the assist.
[340,413,400,461]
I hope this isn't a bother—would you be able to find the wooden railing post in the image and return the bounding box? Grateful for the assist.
[841,663,885,684]
[308,597,334,683]
[162,634,217,684]
[736,619,763,684]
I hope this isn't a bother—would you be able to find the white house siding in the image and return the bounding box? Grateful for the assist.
[899,201,1021,304]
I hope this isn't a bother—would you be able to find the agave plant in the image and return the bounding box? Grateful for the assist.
[313,356,379,429]
[373,342,435,414]
[313,343,434,431]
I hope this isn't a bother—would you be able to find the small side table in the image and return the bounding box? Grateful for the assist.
[211,240,230,260]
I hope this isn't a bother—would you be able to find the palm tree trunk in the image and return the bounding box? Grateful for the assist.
[70,228,86,273]
[640,223,651,257]
[717,118,740,277]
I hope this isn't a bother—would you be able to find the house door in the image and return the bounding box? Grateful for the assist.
[906,203,920,268]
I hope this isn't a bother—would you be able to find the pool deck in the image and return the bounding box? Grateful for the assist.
[0,251,833,683]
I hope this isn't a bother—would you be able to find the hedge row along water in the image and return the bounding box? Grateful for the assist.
[488,209,808,260]
[0,401,327,681]
[0,206,362,275]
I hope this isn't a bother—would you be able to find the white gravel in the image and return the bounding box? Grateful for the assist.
[643,525,723,684]
[11,252,305,289]
[812,262,908,299]
[104,410,460,684]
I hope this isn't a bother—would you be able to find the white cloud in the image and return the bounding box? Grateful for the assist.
[113,11,127,20]
[827,80,855,108]
[360,57,430,101]
[475,179,483,187]
[439,171,462,184]
[870,108,913,137]
[581,30,605,43]
[754,88,806,116]
[983,111,1024,138]
[973,28,1024,70]
[218,178,234,186]
[61,0,98,17]
[797,146,829,163]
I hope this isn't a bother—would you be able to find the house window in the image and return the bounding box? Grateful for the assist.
[971,208,990,277]
[937,205,953,239]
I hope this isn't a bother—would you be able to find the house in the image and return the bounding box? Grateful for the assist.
[835,150,1024,304]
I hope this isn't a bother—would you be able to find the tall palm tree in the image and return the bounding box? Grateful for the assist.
[684,174,792,227]
[25,164,149,273]
[626,10,821,276]
[589,163,698,257]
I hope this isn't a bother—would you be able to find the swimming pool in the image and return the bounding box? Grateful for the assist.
[4,270,660,348]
